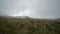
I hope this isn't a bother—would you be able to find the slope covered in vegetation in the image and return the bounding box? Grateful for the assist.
[0,17,60,34]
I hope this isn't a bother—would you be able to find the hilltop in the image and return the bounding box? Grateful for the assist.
[0,16,60,34]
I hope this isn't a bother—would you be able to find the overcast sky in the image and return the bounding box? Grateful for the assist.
[0,0,60,18]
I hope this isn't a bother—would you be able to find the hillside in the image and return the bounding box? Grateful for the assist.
[0,17,60,34]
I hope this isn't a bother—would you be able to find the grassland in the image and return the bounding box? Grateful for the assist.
[0,17,60,34]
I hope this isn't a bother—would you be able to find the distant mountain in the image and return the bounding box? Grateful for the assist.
[0,16,60,20]
[0,16,32,19]
[13,16,28,18]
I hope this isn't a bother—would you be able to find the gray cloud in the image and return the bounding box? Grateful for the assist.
[0,0,60,18]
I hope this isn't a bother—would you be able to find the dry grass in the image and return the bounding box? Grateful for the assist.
[0,18,60,34]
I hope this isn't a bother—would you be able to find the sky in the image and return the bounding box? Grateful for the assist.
[0,0,60,18]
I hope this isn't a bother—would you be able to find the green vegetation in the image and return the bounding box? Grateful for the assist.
[0,17,60,34]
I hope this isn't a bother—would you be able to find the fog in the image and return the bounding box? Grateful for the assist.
[0,0,60,18]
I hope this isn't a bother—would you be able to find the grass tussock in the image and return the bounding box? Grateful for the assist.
[0,18,60,34]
